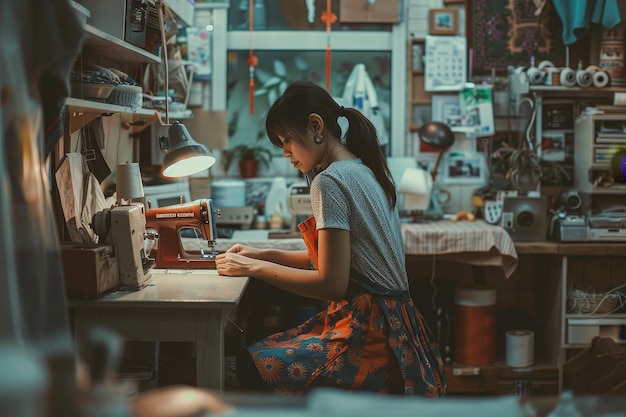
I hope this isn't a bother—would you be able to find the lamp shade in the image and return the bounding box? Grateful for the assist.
[161,121,216,177]
[418,121,455,149]
[418,121,455,181]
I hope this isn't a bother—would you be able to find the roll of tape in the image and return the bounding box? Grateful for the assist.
[538,60,555,69]
[506,330,534,367]
[527,67,545,85]
[560,67,577,87]
[576,69,593,87]
[593,70,610,88]
[586,64,601,73]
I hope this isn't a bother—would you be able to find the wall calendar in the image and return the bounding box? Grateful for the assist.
[424,35,467,92]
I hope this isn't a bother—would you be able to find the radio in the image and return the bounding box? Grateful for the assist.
[552,214,590,242]
[501,196,548,241]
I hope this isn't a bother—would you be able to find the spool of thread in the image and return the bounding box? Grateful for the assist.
[537,60,554,70]
[544,67,561,86]
[560,67,577,87]
[452,285,497,365]
[116,163,144,203]
[593,70,610,88]
[506,330,535,367]
[576,69,593,87]
[527,67,545,85]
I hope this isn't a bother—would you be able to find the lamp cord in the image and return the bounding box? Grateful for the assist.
[158,1,170,125]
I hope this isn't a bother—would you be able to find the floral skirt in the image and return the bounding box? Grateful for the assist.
[245,281,447,396]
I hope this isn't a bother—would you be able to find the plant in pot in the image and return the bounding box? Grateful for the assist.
[490,142,570,193]
[221,140,273,179]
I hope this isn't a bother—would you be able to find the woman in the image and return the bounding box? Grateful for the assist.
[216,81,446,396]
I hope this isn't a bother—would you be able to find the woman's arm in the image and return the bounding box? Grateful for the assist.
[224,244,311,269]
[216,228,351,301]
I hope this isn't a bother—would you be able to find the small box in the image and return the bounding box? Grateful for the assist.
[60,244,119,299]
[566,318,625,345]
[339,0,400,23]
[568,321,599,345]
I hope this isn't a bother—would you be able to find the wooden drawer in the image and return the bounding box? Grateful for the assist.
[444,366,498,393]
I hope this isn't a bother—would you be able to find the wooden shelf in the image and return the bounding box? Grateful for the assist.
[65,97,193,133]
[82,24,161,64]
[65,97,157,133]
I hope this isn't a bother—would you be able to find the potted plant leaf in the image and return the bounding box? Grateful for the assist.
[490,141,570,193]
[221,141,273,179]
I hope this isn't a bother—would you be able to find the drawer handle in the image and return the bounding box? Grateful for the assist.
[452,367,480,376]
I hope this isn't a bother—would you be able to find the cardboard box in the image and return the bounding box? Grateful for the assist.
[339,0,400,23]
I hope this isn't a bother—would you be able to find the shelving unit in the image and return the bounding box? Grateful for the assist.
[516,242,626,392]
[573,113,626,194]
[82,23,161,64]
[407,38,431,132]
[558,249,626,391]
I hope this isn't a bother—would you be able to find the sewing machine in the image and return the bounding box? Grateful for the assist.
[92,204,153,290]
[145,198,220,269]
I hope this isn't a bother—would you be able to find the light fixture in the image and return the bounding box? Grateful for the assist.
[156,0,216,178]
[159,121,216,177]
[417,121,455,219]
[418,121,455,181]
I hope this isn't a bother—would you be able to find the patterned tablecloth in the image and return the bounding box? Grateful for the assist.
[402,219,519,278]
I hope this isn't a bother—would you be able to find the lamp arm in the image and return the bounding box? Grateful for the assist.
[431,150,445,181]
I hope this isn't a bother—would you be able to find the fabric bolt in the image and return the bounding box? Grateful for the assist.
[552,0,622,45]
[401,220,519,278]
[244,216,447,396]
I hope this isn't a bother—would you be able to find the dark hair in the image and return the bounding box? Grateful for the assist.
[265,81,396,209]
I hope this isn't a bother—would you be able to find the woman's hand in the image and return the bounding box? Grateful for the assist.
[224,243,263,259]
[216,252,259,276]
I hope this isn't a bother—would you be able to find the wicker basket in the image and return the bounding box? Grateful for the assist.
[567,286,626,314]
[107,85,143,109]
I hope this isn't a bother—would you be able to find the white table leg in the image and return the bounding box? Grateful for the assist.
[195,309,230,391]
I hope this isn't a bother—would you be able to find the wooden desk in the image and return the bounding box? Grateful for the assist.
[69,269,249,391]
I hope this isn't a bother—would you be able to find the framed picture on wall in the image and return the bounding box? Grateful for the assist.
[429,8,458,35]
[442,151,487,185]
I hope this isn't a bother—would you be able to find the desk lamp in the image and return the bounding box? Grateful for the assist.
[418,121,455,219]
[156,0,216,178]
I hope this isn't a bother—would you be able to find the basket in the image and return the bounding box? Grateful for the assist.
[567,284,626,314]
[107,85,143,109]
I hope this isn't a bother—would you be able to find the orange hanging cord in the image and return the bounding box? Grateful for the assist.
[247,0,258,115]
[320,1,337,91]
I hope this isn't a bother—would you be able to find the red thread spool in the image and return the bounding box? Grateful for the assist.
[452,285,497,365]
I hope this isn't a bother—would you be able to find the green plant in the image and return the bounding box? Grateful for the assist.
[490,144,570,192]
[221,141,273,173]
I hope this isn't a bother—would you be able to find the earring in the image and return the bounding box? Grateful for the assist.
[314,134,324,144]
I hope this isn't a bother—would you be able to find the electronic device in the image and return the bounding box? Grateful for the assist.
[552,214,590,242]
[144,199,220,269]
[215,206,255,229]
[501,196,548,241]
[558,190,583,213]
[287,182,313,232]
[81,0,151,49]
[588,210,626,241]
[92,204,153,290]
[143,180,192,209]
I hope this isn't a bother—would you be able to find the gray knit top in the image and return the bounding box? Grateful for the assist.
[309,159,408,291]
